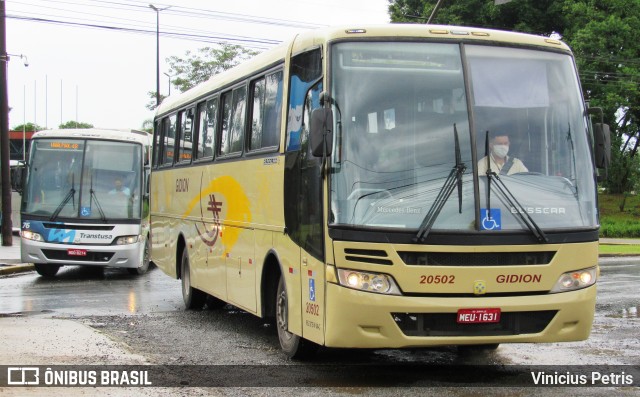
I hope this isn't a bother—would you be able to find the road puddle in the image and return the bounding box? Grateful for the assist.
[606,305,639,319]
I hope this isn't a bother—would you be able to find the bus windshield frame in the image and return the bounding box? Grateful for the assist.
[22,138,144,222]
[328,41,597,235]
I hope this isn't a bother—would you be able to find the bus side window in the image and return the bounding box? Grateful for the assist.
[219,86,247,156]
[286,48,322,152]
[249,69,283,151]
[250,77,266,151]
[196,97,218,159]
[177,108,194,164]
[152,120,161,168]
[161,114,177,166]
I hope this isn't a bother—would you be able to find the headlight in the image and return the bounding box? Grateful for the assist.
[115,235,139,245]
[21,230,43,242]
[550,266,598,293]
[336,268,402,295]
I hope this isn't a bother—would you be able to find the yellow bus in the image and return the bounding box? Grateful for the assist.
[151,24,610,358]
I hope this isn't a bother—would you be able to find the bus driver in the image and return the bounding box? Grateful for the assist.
[109,176,131,197]
[477,134,528,176]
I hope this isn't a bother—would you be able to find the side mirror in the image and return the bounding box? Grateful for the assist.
[593,123,611,170]
[310,108,333,157]
[10,164,26,193]
[143,167,151,199]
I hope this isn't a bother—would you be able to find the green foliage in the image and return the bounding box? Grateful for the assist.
[599,192,640,237]
[168,44,259,93]
[141,119,154,134]
[600,222,640,238]
[145,92,168,112]
[58,121,94,129]
[389,0,564,34]
[146,44,259,111]
[602,134,640,193]
[11,122,44,132]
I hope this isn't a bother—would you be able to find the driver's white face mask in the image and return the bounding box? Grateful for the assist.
[492,144,509,158]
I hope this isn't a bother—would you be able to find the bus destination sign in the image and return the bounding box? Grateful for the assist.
[50,142,81,150]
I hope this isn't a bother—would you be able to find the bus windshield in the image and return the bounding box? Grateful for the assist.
[23,139,144,221]
[329,42,597,232]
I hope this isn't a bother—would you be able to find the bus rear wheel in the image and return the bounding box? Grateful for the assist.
[34,264,60,278]
[276,275,318,359]
[180,248,206,310]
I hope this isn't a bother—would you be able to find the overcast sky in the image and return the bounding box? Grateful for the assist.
[5,0,390,130]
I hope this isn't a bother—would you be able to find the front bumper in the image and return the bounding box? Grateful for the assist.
[324,282,596,348]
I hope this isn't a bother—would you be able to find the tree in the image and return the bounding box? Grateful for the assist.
[389,0,640,196]
[389,0,565,34]
[141,119,154,134]
[11,122,44,132]
[564,1,640,195]
[146,43,259,111]
[59,121,94,129]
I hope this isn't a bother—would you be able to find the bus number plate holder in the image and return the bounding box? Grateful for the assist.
[68,249,87,257]
[457,308,501,324]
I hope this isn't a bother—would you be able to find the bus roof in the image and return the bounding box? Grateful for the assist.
[31,128,151,145]
[155,24,571,118]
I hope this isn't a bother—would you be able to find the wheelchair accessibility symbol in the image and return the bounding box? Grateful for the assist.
[481,208,501,230]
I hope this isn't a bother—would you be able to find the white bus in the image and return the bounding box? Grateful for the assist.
[17,128,152,277]
[151,25,609,358]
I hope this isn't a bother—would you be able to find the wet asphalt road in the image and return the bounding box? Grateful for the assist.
[0,258,638,394]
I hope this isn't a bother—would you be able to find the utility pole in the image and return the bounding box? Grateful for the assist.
[149,4,169,107]
[0,0,13,246]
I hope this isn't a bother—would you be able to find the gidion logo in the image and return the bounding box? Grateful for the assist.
[496,274,542,283]
[176,178,189,192]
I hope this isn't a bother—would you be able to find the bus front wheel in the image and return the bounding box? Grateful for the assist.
[34,263,60,278]
[180,248,206,310]
[457,344,500,354]
[276,275,318,359]
[128,238,151,275]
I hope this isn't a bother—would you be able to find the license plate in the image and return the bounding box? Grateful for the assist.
[68,249,87,257]
[457,308,501,324]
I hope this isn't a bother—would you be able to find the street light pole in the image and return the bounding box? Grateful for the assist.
[149,4,169,107]
[0,0,11,245]
[0,5,29,245]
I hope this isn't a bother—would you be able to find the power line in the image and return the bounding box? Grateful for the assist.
[113,0,327,28]
[7,0,330,51]
[11,0,326,30]
[7,14,282,49]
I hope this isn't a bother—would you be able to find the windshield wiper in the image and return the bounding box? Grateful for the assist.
[565,123,579,197]
[415,124,466,242]
[90,189,107,222]
[482,131,548,243]
[50,174,76,221]
[90,173,107,222]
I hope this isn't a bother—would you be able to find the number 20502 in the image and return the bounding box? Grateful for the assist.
[420,275,455,284]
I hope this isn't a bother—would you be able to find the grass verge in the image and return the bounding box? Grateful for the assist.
[598,193,640,238]
[599,244,640,256]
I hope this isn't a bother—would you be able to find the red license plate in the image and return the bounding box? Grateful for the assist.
[457,308,501,324]
[68,249,87,257]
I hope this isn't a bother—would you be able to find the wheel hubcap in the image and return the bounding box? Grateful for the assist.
[182,264,190,299]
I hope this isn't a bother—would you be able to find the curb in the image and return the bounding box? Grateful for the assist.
[0,264,34,275]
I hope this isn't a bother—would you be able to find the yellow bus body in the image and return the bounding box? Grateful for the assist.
[151,24,599,356]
